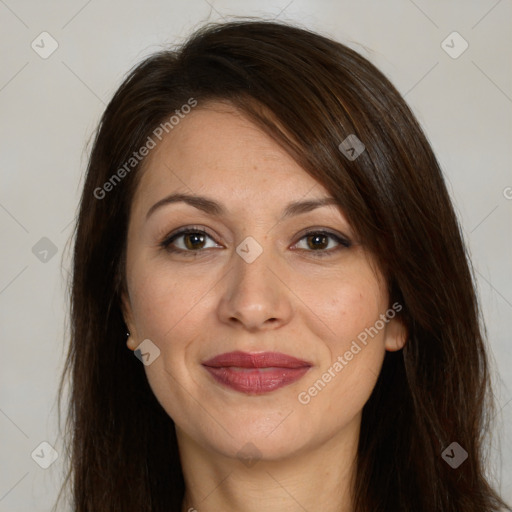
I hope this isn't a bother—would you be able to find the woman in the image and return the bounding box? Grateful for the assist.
[57,19,511,512]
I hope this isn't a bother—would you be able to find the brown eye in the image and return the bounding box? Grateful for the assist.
[293,230,352,258]
[306,233,329,250]
[183,232,207,250]
[161,229,220,255]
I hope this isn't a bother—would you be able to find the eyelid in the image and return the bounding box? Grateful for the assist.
[160,225,221,248]
[292,227,351,247]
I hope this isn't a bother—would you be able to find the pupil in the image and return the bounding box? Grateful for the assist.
[185,233,205,250]
[309,234,327,250]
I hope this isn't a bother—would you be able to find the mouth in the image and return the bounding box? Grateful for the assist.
[202,351,312,394]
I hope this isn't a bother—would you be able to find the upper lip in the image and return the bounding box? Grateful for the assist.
[202,351,312,369]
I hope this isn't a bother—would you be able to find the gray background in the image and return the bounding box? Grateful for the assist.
[0,0,511,510]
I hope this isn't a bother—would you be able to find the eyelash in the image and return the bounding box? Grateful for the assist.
[159,226,352,258]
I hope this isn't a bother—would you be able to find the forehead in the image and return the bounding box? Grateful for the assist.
[131,103,330,215]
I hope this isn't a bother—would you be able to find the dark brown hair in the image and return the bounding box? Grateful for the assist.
[57,19,510,512]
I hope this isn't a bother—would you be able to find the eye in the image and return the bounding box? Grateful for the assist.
[160,227,352,258]
[292,230,352,257]
[160,227,220,255]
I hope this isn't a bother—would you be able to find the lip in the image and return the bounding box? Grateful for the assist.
[202,351,312,394]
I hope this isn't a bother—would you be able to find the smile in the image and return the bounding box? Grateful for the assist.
[202,351,312,394]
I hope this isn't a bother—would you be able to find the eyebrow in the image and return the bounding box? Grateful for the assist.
[145,193,341,221]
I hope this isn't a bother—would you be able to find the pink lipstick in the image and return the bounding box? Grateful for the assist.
[202,351,312,394]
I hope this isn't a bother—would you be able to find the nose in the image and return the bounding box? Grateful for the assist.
[216,241,294,332]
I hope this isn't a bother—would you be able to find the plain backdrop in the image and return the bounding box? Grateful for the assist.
[0,1,511,510]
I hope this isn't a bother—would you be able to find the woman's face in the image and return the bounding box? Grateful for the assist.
[122,102,406,462]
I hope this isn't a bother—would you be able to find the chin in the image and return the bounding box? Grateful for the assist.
[199,417,314,462]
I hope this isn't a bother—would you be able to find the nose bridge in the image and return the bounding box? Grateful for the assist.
[232,234,278,306]
[235,236,274,291]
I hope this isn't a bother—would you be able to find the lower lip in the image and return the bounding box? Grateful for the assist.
[203,366,311,394]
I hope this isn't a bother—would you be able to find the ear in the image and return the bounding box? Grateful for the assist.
[383,316,408,352]
[121,291,138,351]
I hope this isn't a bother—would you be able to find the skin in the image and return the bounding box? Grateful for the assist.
[122,102,407,512]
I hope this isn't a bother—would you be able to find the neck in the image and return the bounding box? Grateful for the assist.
[178,415,359,512]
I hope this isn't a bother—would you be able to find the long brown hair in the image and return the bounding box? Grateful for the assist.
[57,19,510,511]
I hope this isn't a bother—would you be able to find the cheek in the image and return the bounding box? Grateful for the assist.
[126,262,210,422]
[295,270,387,414]
[299,267,384,352]
[128,260,206,340]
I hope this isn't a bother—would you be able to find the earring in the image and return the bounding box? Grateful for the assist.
[126,331,135,351]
